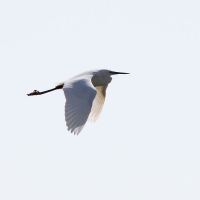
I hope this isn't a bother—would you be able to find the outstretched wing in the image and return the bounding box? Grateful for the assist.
[63,77,97,135]
[88,85,108,122]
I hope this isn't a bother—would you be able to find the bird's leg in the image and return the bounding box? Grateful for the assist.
[27,84,64,96]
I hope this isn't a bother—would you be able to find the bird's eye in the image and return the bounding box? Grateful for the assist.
[109,71,115,75]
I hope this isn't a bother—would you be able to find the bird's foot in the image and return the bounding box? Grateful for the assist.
[27,90,41,96]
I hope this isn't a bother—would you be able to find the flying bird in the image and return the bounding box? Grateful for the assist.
[27,69,129,135]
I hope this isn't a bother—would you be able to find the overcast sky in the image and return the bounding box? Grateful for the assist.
[0,0,200,199]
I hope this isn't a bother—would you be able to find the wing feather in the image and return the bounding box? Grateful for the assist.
[63,77,97,135]
[88,85,108,122]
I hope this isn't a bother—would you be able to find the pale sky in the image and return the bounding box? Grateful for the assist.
[0,0,200,199]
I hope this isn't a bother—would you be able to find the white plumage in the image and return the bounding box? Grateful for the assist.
[27,69,129,135]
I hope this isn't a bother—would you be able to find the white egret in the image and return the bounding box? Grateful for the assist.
[27,69,129,135]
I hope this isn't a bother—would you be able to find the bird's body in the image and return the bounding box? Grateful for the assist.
[27,69,129,135]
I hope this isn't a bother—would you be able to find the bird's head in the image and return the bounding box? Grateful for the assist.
[92,69,129,86]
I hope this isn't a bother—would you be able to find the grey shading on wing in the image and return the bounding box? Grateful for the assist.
[63,77,97,135]
[88,85,108,122]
